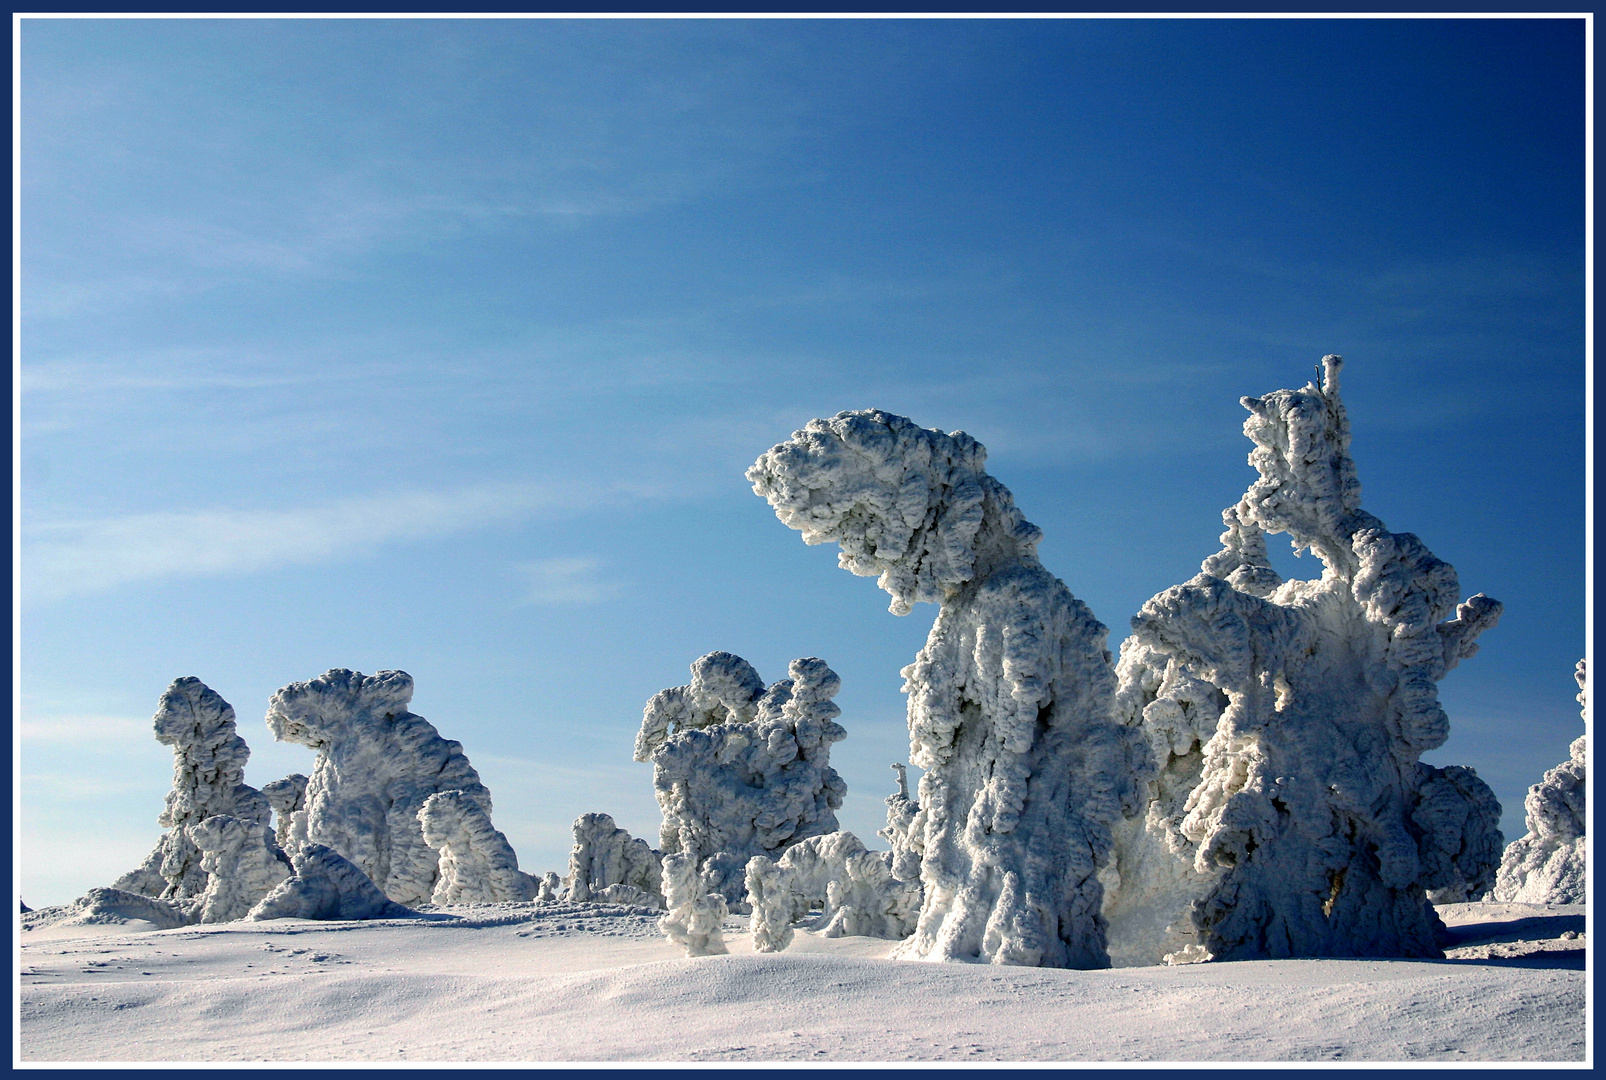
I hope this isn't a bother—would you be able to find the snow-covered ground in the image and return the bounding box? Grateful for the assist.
[17,899,1586,1063]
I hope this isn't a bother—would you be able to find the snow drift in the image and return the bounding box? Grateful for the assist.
[1105,355,1505,964]
[112,678,272,906]
[248,843,415,921]
[264,668,495,907]
[635,652,849,907]
[1493,660,1588,903]
[749,409,1141,968]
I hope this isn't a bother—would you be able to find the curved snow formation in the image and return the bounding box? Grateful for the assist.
[418,790,537,905]
[248,843,415,921]
[262,774,309,851]
[1106,356,1504,964]
[265,668,493,908]
[48,888,194,931]
[187,815,292,923]
[746,831,922,952]
[659,851,728,957]
[112,678,271,903]
[635,652,848,907]
[750,409,1140,969]
[879,763,923,885]
[563,812,663,905]
[1493,660,1588,904]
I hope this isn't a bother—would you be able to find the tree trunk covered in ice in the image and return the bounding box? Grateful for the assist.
[418,790,536,904]
[749,410,1141,968]
[1492,660,1587,904]
[1107,356,1504,964]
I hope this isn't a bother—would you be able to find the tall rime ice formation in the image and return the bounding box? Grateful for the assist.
[635,651,848,906]
[113,678,272,905]
[265,668,495,908]
[418,790,536,904]
[1493,660,1588,903]
[749,410,1140,968]
[1106,356,1504,964]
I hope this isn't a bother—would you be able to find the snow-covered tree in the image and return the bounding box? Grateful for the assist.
[750,410,1142,968]
[262,774,309,851]
[265,668,493,907]
[1492,660,1588,903]
[112,678,271,903]
[659,852,728,957]
[187,815,292,923]
[248,843,413,922]
[635,652,848,907]
[879,763,922,885]
[1106,356,1504,964]
[418,790,536,905]
[563,812,662,905]
[746,831,920,952]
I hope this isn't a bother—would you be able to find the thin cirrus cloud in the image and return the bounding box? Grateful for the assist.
[515,556,626,607]
[22,480,640,603]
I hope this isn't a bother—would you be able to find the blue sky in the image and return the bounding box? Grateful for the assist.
[18,17,1587,907]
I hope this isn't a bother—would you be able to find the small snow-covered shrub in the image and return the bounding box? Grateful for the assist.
[534,872,563,903]
[659,852,728,957]
[187,815,292,923]
[636,652,848,908]
[113,678,271,903]
[1493,660,1588,904]
[563,812,662,905]
[248,843,414,922]
[1105,356,1504,964]
[265,668,494,907]
[746,831,920,952]
[418,790,536,905]
[750,409,1141,968]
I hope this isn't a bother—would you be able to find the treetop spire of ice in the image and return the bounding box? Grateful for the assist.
[749,409,1139,968]
[1107,356,1505,964]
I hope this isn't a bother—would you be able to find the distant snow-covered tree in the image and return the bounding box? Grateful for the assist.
[1492,660,1588,904]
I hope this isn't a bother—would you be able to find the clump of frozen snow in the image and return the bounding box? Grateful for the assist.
[30,887,194,932]
[248,843,415,922]
[534,872,562,903]
[563,812,663,905]
[750,409,1140,968]
[186,815,292,923]
[112,678,271,904]
[264,668,494,907]
[418,791,536,905]
[1492,660,1588,904]
[1106,356,1505,964]
[635,652,848,908]
[658,851,728,956]
[878,763,922,885]
[262,774,309,851]
[746,831,921,952]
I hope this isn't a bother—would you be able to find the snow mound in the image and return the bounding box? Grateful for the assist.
[418,790,537,904]
[750,409,1140,968]
[187,814,292,923]
[564,812,662,905]
[636,652,848,908]
[112,678,271,903]
[1106,355,1505,964]
[659,852,728,956]
[248,843,416,922]
[264,668,494,907]
[21,887,193,933]
[1493,660,1588,903]
[746,831,920,952]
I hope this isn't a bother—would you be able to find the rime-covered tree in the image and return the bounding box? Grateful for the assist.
[1493,660,1587,904]
[418,790,536,905]
[750,410,1142,968]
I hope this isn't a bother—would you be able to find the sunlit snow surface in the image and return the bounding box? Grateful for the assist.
[18,900,1583,1063]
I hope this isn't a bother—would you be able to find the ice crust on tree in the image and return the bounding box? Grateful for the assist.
[262,774,309,851]
[635,652,848,908]
[1493,660,1588,904]
[248,843,414,921]
[1105,356,1504,965]
[563,812,663,905]
[418,790,536,905]
[749,409,1141,968]
[746,831,921,952]
[658,851,728,956]
[265,668,494,907]
[187,815,292,923]
[112,678,271,903]
[879,763,923,885]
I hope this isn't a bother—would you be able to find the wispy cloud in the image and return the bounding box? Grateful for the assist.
[515,556,626,607]
[23,480,644,602]
[19,713,152,745]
